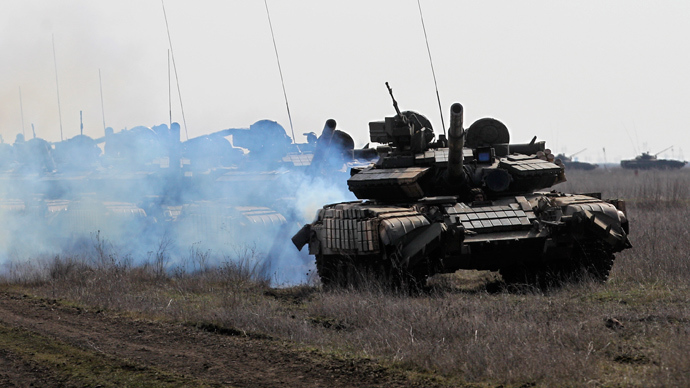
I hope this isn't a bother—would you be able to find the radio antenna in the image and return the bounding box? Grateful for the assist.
[161,0,189,140]
[168,50,172,128]
[19,87,26,137]
[99,69,106,131]
[264,0,296,144]
[52,34,64,141]
[417,0,445,137]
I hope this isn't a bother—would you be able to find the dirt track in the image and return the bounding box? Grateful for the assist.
[0,292,439,388]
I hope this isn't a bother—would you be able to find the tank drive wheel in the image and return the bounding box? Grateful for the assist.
[315,252,429,291]
[316,254,348,288]
[315,254,380,288]
[572,240,615,282]
[542,239,615,285]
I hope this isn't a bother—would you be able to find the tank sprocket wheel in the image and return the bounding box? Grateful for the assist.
[573,240,615,282]
[315,254,383,289]
[316,248,437,291]
[316,254,354,288]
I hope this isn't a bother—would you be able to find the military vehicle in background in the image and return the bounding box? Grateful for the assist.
[554,149,598,171]
[0,117,372,261]
[293,84,632,289]
[620,147,687,170]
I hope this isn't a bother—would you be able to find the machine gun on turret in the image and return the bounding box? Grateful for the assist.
[368,83,437,156]
[386,82,404,120]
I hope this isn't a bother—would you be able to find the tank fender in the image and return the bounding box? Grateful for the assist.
[568,205,632,251]
[399,222,448,269]
[582,209,631,251]
[380,215,430,246]
[291,224,312,251]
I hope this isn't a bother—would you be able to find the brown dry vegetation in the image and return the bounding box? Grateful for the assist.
[1,167,690,387]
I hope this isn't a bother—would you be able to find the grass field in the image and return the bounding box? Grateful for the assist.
[2,167,689,387]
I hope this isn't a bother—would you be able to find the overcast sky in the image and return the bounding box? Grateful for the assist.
[1,0,688,163]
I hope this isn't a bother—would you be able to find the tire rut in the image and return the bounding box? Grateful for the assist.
[0,292,434,388]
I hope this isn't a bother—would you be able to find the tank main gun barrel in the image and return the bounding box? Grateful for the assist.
[447,103,465,183]
[654,146,673,157]
[569,148,587,158]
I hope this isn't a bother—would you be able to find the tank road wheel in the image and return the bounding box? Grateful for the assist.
[381,245,431,293]
[573,240,615,282]
[543,240,615,285]
[499,242,615,290]
[316,248,434,291]
[498,266,543,289]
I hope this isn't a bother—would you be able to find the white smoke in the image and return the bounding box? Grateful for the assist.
[0,119,366,286]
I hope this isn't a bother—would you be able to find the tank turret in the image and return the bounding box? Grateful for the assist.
[347,86,562,203]
[621,146,687,170]
[293,85,631,290]
[554,148,598,171]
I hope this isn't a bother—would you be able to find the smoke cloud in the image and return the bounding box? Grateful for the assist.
[0,118,364,285]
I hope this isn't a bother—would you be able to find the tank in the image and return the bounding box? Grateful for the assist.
[292,85,632,288]
[0,117,374,266]
[554,149,598,171]
[620,147,687,170]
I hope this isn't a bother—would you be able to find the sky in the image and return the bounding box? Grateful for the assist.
[1,0,689,164]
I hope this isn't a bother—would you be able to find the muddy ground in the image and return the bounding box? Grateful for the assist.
[0,291,444,388]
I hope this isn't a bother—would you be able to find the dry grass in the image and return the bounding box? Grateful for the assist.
[2,167,690,387]
[553,167,690,207]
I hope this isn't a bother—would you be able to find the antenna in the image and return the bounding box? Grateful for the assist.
[168,49,172,128]
[99,69,106,131]
[622,123,638,155]
[264,0,297,144]
[52,34,64,141]
[161,0,189,140]
[80,110,83,135]
[417,0,445,137]
[602,147,607,171]
[19,87,26,137]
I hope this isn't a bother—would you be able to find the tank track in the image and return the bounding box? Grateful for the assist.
[499,238,615,289]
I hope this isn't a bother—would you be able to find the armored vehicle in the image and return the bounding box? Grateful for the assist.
[293,85,631,288]
[555,149,598,171]
[0,117,372,269]
[620,147,687,170]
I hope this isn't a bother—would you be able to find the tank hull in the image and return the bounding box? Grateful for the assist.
[620,159,687,170]
[563,161,598,170]
[298,192,630,287]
